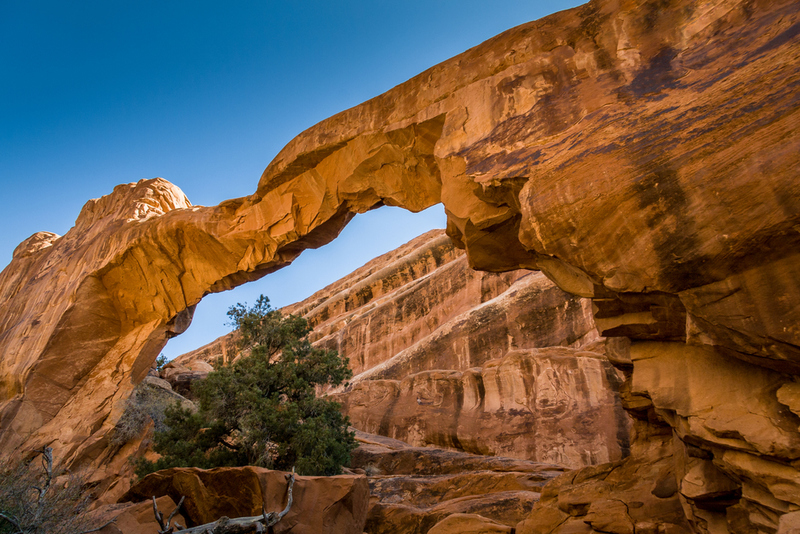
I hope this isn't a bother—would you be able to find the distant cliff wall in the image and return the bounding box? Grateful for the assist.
[173,230,626,469]
[0,0,798,530]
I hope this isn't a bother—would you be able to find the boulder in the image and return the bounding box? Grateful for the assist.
[121,467,369,534]
[350,431,564,534]
[0,0,798,530]
[367,491,540,534]
[428,513,514,534]
[95,496,188,534]
[159,360,213,397]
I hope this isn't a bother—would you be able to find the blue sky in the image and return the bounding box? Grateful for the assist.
[1,0,584,358]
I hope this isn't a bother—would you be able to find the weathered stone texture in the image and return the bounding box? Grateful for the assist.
[0,0,798,530]
[350,431,565,534]
[171,230,622,468]
[122,467,369,534]
[336,347,627,469]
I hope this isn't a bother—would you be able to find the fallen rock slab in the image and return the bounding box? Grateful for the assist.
[428,513,514,534]
[121,467,369,534]
[367,491,540,534]
[95,496,188,534]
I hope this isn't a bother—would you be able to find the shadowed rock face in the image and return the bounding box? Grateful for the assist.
[0,0,799,530]
[349,431,567,534]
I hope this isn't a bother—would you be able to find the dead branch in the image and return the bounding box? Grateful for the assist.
[32,447,53,503]
[0,511,23,533]
[154,495,186,533]
[1,447,106,534]
[152,470,295,534]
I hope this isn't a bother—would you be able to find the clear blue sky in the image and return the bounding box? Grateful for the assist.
[1,0,584,358]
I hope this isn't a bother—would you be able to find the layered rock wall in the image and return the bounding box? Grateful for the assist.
[335,347,627,469]
[171,230,530,376]
[0,0,798,530]
[174,230,626,468]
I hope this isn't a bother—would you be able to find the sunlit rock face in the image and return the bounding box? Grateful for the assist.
[335,347,627,469]
[0,0,798,530]
[0,179,194,490]
[174,230,626,468]
[122,467,370,534]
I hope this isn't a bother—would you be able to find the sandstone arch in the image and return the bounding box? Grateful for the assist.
[1,0,799,529]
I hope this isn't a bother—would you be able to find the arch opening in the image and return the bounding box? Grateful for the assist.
[162,204,447,359]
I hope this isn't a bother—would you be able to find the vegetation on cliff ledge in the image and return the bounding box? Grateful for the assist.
[136,295,356,477]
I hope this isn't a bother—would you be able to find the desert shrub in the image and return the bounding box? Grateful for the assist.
[0,448,100,534]
[155,353,168,373]
[136,296,357,478]
[111,381,179,447]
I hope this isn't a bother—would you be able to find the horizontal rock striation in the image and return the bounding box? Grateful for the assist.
[350,431,566,534]
[171,230,530,376]
[173,230,625,467]
[0,0,798,530]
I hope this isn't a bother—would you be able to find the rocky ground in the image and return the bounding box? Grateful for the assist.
[103,429,566,534]
[1,0,798,531]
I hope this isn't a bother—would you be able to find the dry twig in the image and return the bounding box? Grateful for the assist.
[151,469,295,534]
[0,447,110,534]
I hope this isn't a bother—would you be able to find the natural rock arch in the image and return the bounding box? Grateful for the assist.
[0,0,799,529]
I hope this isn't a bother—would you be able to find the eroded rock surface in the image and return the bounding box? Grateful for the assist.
[336,346,627,468]
[173,231,625,467]
[94,496,187,534]
[122,467,369,534]
[172,230,543,377]
[0,0,798,531]
[350,431,565,534]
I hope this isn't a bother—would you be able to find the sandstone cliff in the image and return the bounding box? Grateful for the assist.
[0,0,798,531]
[172,230,628,469]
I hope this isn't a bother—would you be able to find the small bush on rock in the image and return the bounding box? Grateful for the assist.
[111,381,179,447]
[155,353,168,373]
[136,295,356,477]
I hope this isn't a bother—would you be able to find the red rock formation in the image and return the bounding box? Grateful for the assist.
[172,230,624,467]
[94,496,187,534]
[0,0,797,531]
[428,514,514,534]
[336,347,627,469]
[350,431,566,534]
[122,467,369,534]
[172,230,534,377]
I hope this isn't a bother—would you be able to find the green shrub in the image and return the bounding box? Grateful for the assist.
[136,295,356,477]
[155,353,168,373]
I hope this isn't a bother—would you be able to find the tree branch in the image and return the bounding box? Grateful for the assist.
[0,511,23,533]
[268,470,294,526]
[153,469,295,534]
[32,447,53,504]
[153,495,186,534]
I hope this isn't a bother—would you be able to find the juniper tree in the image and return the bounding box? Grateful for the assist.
[136,296,356,477]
